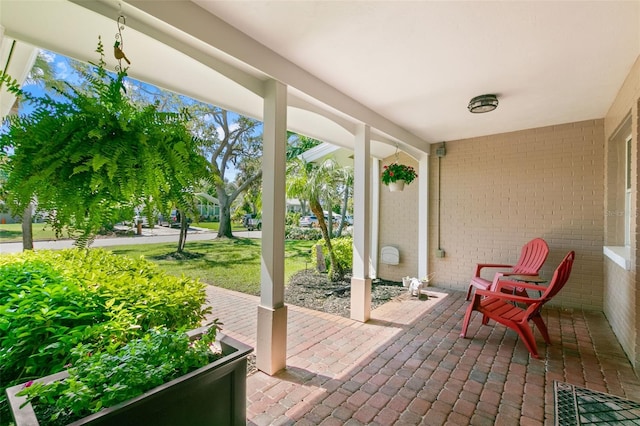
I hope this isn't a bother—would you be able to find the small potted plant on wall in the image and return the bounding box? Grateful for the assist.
[381,162,418,191]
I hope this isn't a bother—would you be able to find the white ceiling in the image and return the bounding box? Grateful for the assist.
[194,0,640,141]
[1,0,639,159]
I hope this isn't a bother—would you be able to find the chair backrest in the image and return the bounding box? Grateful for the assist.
[525,251,575,317]
[512,238,550,274]
[541,251,575,300]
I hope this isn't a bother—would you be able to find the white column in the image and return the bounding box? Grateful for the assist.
[370,159,380,279]
[417,154,429,279]
[351,124,372,322]
[257,79,287,375]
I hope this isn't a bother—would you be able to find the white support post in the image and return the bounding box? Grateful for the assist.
[257,79,288,375]
[370,159,380,279]
[351,124,372,322]
[417,154,429,279]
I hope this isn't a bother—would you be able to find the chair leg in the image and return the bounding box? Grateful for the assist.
[515,323,540,359]
[460,302,476,338]
[531,314,551,344]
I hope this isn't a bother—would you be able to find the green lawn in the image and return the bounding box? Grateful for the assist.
[0,221,244,243]
[191,221,246,232]
[107,238,316,295]
[0,223,61,243]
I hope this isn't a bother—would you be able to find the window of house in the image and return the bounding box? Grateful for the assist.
[625,135,632,247]
[604,116,632,270]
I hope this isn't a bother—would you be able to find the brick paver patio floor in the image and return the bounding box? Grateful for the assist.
[204,285,640,425]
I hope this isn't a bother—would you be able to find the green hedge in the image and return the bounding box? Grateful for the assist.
[312,235,353,276]
[0,249,210,422]
[285,225,322,241]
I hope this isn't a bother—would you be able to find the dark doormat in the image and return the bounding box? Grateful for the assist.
[555,381,640,425]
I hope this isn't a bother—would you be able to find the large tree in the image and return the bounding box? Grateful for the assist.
[123,80,213,253]
[0,40,208,248]
[190,107,262,238]
[236,155,262,216]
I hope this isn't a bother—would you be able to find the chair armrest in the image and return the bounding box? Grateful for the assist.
[474,288,539,304]
[474,263,514,277]
[495,280,547,293]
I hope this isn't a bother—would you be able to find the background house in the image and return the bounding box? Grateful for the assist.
[195,192,220,222]
[285,199,302,214]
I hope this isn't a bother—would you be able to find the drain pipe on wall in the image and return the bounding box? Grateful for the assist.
[436,142,446,258]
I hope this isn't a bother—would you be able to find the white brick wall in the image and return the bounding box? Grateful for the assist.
[379,120,605,310]
[603,55,639,371]
[433,120,605,310]
[378,152,420,280]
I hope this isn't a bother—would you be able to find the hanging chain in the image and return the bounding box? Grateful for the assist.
[114,14,131,71]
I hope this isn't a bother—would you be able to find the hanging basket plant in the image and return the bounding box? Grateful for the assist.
[381,162,418,187]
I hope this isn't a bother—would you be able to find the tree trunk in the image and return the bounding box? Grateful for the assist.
[310,200,343,281]
[22,203,34,251]
[217,208,233,238]
[217,191,234,238]
[177,209,187,253]
[326,202,333,238]
[337,185,349,237]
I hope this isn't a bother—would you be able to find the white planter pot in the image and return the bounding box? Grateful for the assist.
[388,180,405,192]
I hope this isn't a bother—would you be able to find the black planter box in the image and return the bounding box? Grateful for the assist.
[7,332,253,426]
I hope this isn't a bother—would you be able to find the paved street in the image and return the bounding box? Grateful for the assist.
[0,226,261,254]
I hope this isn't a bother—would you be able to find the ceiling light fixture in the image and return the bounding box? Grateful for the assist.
[468,94,499,113]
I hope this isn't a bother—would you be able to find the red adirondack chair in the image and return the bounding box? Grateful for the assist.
[460,251,575,359]
[466,238,549,300]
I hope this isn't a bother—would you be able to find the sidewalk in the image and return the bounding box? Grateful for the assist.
[0,227,203,254]
[0,227,261,254]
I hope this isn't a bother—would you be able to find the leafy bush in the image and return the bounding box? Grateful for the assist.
[285,212,301,226]
[18,325,221,426]
[312,235,353,276]
[285,225,322,241]
[0,249,210,421]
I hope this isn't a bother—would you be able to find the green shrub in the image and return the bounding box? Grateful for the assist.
[285,212,301,227]
[18,325,221,426]
[285,225,322,241]
[311,235,353,276]
[0,248,210,422]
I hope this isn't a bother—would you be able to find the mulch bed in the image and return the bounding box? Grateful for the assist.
[285,269,407,318]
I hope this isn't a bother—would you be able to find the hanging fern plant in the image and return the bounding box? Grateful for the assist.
[0,38,208,247]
